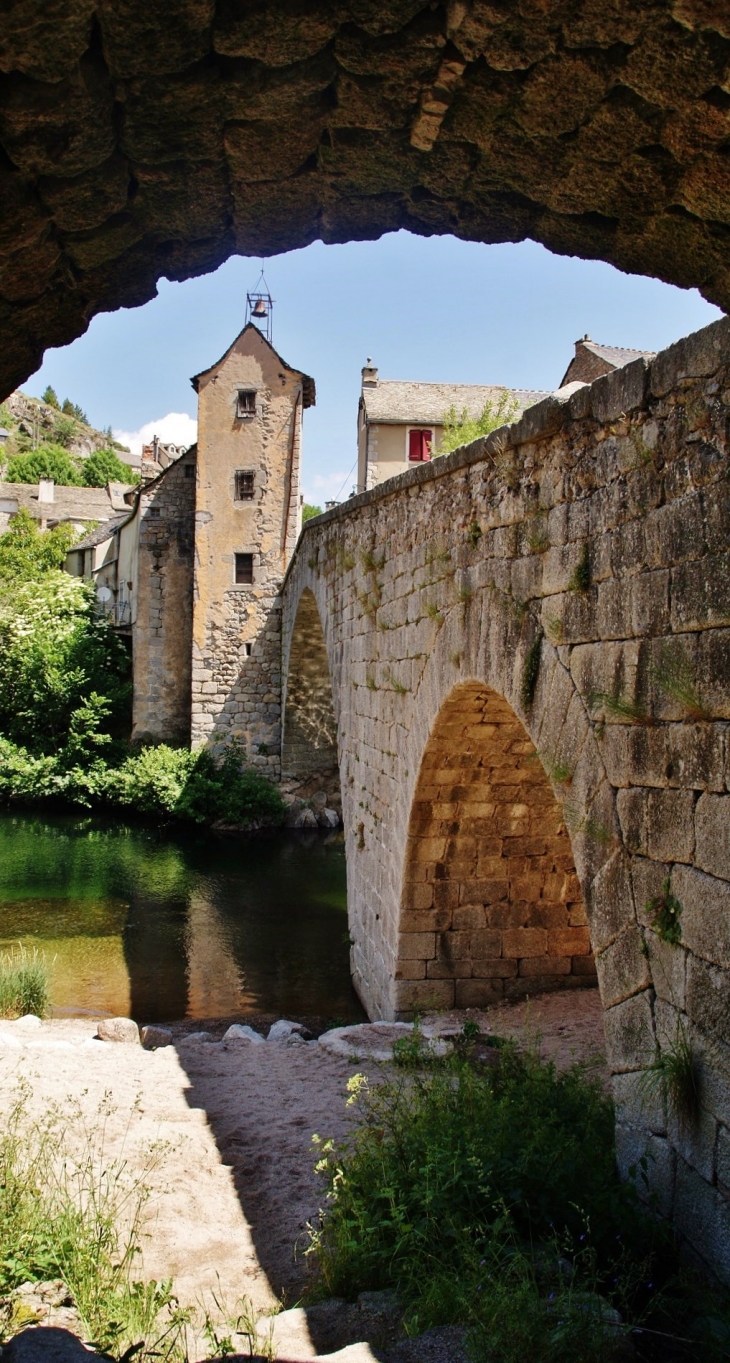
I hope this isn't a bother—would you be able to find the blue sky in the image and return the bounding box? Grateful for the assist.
[26,231,721,504]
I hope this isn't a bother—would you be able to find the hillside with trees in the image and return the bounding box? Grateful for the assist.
[0,389,138,487]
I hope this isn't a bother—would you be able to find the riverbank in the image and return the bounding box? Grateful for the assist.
[0,990,607,1342]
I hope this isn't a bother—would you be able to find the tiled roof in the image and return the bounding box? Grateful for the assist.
[583,342,657,366]
[68,513,131,552]
[0,481,131,523]
[361,382,550,425]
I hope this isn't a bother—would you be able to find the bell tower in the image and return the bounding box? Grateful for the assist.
[189,310,315,770]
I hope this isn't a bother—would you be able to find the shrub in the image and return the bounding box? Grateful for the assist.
[0,945,49,1018]
[0,509,78,583]
[82,449,139,487]
[302,503,322,522]
[107,743,286,827]
[439,391,520,456]
[5,444,83,487]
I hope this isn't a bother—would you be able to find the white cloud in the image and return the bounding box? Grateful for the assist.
[113,412,197,456]
[302,469,356,506]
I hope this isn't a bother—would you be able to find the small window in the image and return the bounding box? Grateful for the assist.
[408,428,432,462]
[148,506,161,517]
[235,552,254,585]
[184,464,195,478]
[236,389,256,418]
[235,469,255,500]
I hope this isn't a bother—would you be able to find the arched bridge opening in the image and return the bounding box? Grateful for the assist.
[396,682,594,1015]
[281,587,340,813]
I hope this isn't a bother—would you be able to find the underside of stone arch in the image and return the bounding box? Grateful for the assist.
[396,681,595,1016]
[282,587,340,805]
[1,1,730,399]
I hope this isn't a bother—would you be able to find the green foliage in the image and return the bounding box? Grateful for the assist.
[587,688,654,727]
[0,945,49,1018]
[641,1021,700,1124]
[52,415,77,448]
[467,519,482,550]
[646,877,683,946]
[308,1051,650,1321]
[568,542,591,593]
[302,503,322,522]
[82,448,139,487]
[5,444,83,487]
[108,743,285,827]
[0,509,78,583]
[61,398,88,423]
[521,632,543,708]
[0,1088,190,1359]
[41,385,60,409]
[439,390,520,456]
[0,573,131,754]
[652,643,710,721]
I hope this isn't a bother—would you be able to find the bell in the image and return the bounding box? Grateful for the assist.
[252,298,268,318]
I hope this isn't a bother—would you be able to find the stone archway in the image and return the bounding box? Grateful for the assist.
[397,681,594,1013]
[281,586,340,807]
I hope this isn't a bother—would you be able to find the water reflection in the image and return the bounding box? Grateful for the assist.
[0,813,360,1022]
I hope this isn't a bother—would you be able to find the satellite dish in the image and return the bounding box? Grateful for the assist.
[96,585,113,604]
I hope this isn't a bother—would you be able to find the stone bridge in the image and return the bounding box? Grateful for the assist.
[282,316,730,1281]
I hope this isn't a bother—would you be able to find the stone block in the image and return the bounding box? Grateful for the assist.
[674,1157,730,1283]
[649,317,730,397]
[591,358,648,422]
[572,955,598,975]
[547,926,591,956]
[395,959,426,980]
[613,1069,665,1137]
[646,789,695,863]
[694,793,730,880]
[603,990,656,1072]
[685,953,730,1037]
[398,932,436,960]
[455,978,504,1007]
[631,570,671,636]
[595,927,651,1008]
[616,788,647,855]
[588,849,636,952]
[502,927,547,957]
[673,864,730,969]
[519,955,571,976]
[394,979,455,1015]
[717,1124,730,1192]
[472,957,518,977]
[671,554,730,631]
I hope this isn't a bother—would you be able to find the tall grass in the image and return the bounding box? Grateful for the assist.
[0,944,49,1017]
[0,1087,189,1359]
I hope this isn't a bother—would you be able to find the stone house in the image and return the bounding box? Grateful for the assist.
[357,339,658,494]
[2,478,132,536]
[67,322,314,761]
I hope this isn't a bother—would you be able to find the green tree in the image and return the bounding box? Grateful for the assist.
[5,445,83,486]
[61,398,88,423]
[302,503,322,522]
[52,415,77,448]
[42,386,60,409]
[439,390,520,456]
[0,509,77,585]
[82,449,139,487]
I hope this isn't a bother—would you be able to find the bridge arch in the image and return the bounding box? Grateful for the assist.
[281,583,341,812]
[396,680,594,1013]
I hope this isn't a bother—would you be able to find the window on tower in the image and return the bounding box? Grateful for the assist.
[235,469,255,500]
[236,389,256,418]
[235,553,254,585]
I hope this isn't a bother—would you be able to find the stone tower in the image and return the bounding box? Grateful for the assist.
[189,322,315,773]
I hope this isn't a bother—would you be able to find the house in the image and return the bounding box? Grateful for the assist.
[0,478,133,536]
[357,366,551,493]
[559,336,657,387]
[66,321,314,759]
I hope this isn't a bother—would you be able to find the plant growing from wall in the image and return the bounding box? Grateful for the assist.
[568,542,591,593]
[641,1021,700,1124]
[651,643,710,722]
[521,632,543,709]
[586,688,655,727]
[646,877,683,946]
[439,390,520,456]
[525,514,549,554]
[467,520,482,550]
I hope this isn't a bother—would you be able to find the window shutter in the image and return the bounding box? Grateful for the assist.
[408,429,432,462]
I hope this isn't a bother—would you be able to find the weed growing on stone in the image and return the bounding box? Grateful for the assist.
[520,632,543,709]
[568,542,591,593]
[525,516,550,554]
[0,944,49,1018]
[384,669,408,695]
[450,651,463,667]
[646,877,683,946]
[641,1022,700,1126]
[425,601,444,626]
[651,644,710,722]
[467,520,482,550]
[587,688,656,727]
[0,1088,190,1360]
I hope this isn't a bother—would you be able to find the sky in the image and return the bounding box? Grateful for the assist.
[25,231,722,505]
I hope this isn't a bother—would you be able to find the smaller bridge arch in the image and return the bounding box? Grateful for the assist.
[281,585,339,796]
[396,681,594,1014]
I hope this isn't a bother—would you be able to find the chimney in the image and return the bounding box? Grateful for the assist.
[361,358,378,388]
[38,478,55,503]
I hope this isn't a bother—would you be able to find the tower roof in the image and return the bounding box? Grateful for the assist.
[191,322,315,407]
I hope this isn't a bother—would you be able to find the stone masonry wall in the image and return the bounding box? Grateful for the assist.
[282,587,338,780]
[132,451,195,743]
[401,684,592,1008]
[282,317,730,1282]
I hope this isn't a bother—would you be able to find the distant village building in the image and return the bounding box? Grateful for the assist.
[1,479,131,536]
[559,336,657,387]
[67,320,314,765]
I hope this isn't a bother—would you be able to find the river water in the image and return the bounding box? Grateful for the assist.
[0,812,361,1023]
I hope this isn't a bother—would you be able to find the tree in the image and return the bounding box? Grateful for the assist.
[5,445,83,486]
[302,503,322,522]
[82,448,139,487]
[438,390,520,456]
[61,398,88,423]
[52,415,77,448]
[0,509,78,584]
[41,386,60,409]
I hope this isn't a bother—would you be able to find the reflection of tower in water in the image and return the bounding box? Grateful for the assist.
[186,894,254,1018]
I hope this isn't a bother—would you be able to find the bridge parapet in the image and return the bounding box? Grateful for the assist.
[282,317,730,1281]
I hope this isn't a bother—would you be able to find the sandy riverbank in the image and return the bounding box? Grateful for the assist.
[0,989,607,1325]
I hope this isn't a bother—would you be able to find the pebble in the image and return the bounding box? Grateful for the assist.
[221,1024,265,1047]
[96,1017,139,1045]
[140,1025,173,1050]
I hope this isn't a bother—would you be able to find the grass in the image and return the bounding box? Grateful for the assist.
[0,944,50,1018]
[646,877,683,946]
[641,1023,700,1126]
[0,1087,190,1360]
[587,688,656,726]
[652,644,710,721]
[307,1046,730,1360]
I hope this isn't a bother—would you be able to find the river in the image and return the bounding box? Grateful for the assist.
[0,811,362,1023]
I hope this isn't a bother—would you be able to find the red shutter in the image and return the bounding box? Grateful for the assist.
[408,429,433,462]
